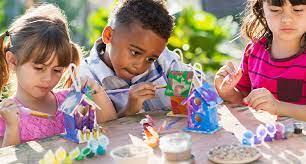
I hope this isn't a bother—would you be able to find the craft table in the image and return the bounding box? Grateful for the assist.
[0,104,305,163]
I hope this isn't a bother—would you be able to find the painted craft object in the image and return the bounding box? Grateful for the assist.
[39,135,109,163]
[60,64,102,143]
[183,81,223,134]
[165,70,193,115]
[242,122,286,146]
[140,115,166,148]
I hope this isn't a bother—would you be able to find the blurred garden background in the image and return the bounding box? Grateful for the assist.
[0,0,247,99]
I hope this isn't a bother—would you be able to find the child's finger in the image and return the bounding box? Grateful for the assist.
[226,62,238,74]
[7,104,22,110]
[232,62,239,72]
[137,89,156,97]
[138,94,156,102]
[219,74,231,90]
[0,99,16,108]
[245,90,266,106]
[224,74,232,84]
[235,68,243,77]
[255,103,269,112]
[243,88,259,103]
[216,69,229,78]
[0,104,21,112]
[250,96,268,109]
[231,69,243,83]
[0,105,20,116]
[80,76,90,88]
[133,83,156,92]
[224,65,236,76]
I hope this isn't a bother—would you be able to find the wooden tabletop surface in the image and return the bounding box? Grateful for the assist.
[0,104,305,164]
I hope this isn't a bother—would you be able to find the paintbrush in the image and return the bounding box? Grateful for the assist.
[0,104,53,119]
[106,85,167,94]
[20,108,54,119]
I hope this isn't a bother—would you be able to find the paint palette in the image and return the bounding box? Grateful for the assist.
[207,144,261,164]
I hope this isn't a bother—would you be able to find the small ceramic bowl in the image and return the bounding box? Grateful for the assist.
[110,144,153,164]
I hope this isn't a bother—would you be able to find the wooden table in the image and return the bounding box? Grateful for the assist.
[0,104,305,164]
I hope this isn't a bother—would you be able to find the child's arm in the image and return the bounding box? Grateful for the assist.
[243,88,306,121]
[83,78,117,123]
[2,124,20,147]
[277,102,306,121]
[92,85,118,123]
[0,100,20,147]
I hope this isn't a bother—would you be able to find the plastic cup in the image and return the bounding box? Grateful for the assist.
[159,133,192,161]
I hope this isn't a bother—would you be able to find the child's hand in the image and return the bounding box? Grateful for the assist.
[243,88,280,115]
[80,76,104,94]
[0,100,20,127]
[125,83,156,116]
[80,76,117,122]
[214,62,242,96]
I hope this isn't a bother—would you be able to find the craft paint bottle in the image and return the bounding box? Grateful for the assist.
[264,124,276,142]
[274,122,285,140]
[255,124,267,145]
[242,130,254,146]
[293,122,303,134]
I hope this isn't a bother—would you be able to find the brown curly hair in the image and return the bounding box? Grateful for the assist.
[109,0,175,40]
[241,0,306,50]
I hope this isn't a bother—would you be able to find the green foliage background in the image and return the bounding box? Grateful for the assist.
[87,6,239,71]
[0,1,240,100]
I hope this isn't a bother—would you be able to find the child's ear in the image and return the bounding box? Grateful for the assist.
[102,26,113,44]
[5,51,17,71]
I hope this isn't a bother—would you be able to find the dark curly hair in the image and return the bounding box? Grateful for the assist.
[241,0,306,50]
[109,0,175,40]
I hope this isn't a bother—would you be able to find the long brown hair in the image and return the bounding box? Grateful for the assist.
[0,4,81,92]
[241,0,306,49]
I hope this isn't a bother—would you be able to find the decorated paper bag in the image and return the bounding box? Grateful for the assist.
[165,49,194,115]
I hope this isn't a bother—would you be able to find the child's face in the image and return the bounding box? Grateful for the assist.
[103,23,167,80]
[15,56,64,98]
[263,0,306,42]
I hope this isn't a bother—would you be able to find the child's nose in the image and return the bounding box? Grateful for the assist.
[281,12,293,24]
[41,71,52,82]
[281,15,292,24]
[132,60,146,71]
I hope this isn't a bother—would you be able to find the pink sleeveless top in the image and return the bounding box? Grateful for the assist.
[0,90,68,142]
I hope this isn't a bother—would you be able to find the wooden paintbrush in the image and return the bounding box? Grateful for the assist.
[106,85,167,94]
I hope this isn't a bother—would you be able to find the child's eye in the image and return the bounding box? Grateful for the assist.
[34,66,44,71]
[293,8,304,12]
[130,50,140,56]
[146,57,157,63]
[269,6,282,12]
[53,67,64,73]
[293,5,304,12]
[270,9,281,12]
[54,69,63,73]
